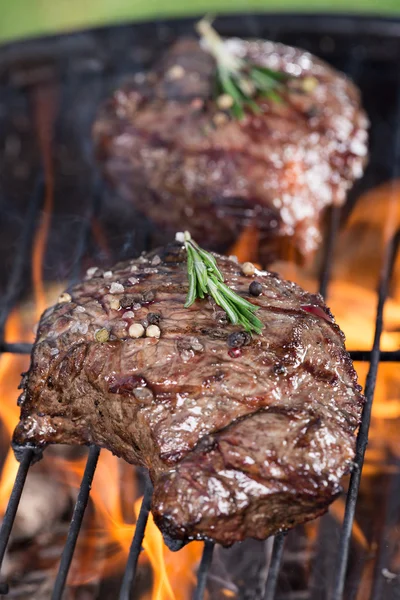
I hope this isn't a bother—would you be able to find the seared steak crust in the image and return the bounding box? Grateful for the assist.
[93,37,368,262]
[14,244,364,546]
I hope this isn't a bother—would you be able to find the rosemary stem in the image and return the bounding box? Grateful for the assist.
[183,234,263,335]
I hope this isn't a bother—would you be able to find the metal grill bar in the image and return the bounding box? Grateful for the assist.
[0,174,45,593]
[263,533,287,600]
[52,446,101,600]
[69,175,103,286]
[258,194,343,599]
[349,350,400,362]
[0,172,44,336]
[0,342,34,354]
[330,229,400,600]
[0,448,34,584]
[318,205,342,300]
[193,542,215,600]
[370,456,400,600]
[119,475,153,600]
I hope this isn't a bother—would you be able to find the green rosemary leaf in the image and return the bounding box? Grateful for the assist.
[220,293,262,334]
[191,243,224,282]
[197,280,205,299]
[216,280,260,313]
[184,233,264,335]
[252,65,289,82]
[260,89,284,104]
[225,293,263,334]
[185,271,197,307]
[208,279,239,325]
[184,245,196,307]
[238,306,264,333]
[218,68,245,119]
[191,247,208,295]
[197,18,291,121]
[250,68,280,94]
[231,102,245,120]
[247,98,262,115]
[219,69,244,102]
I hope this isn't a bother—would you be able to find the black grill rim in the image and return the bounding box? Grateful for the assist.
[0,12,400,600]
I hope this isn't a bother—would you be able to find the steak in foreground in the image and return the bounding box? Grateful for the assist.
[93,36,368,263]
[13,245,364,546]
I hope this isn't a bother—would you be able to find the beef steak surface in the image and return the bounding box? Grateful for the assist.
[93,36,368,263]
[13,244,364,546]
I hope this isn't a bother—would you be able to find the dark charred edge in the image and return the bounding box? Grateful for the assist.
[161,531,187,552]
[11,442,43,465]
[154,489,339,549]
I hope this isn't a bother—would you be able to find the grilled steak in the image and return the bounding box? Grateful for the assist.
[13,244,364,546]
[93,37,368,263]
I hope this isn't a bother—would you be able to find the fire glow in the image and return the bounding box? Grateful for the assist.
[0,180,399,597]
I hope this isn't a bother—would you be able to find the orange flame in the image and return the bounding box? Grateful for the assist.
[229,222,260,264]
[138,501,202,600]
[50,452,135,585]
[0,313,31,513]
[31,84,58,320]
[136,497,176,600]
[46,452,202,596]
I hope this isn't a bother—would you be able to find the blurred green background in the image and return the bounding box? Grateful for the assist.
[1,0,399,44]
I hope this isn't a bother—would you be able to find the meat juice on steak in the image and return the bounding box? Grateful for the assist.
[93,37,368,264]
[13,244,364,546]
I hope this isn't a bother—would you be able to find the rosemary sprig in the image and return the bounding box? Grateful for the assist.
[182,232,263,335]
[196,17,290,120]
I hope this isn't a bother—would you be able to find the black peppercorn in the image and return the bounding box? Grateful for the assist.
[120,294,135,309]
[148,312,161,325]
[215,310,228,324]
[249,281,263,296]
[142,290,155,303]
[227,331,251,348]
[305,106,320,119]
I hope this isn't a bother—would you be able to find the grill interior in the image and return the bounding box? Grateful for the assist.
[0,13,400,600]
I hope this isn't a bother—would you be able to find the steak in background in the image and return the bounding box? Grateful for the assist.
[13,244,364,546]
[93,37,368,264]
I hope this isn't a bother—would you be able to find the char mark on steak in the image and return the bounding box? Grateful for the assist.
[93,36,368,264]
[13,244,364,547]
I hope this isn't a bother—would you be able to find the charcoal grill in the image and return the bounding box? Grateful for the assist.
[0,12,399,600]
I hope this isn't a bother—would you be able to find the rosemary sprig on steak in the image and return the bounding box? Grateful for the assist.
[196,17,289,119]
[181,231,263,334]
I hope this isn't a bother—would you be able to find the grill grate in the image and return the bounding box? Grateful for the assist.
[0,12,400,600]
